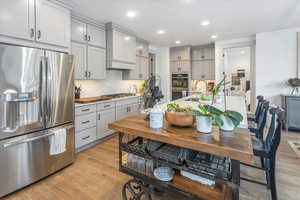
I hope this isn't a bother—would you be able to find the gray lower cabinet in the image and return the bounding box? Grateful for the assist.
[97,107,116,139]
[75,127,97,148]
[75,97,141,151]
[281,95,300,130]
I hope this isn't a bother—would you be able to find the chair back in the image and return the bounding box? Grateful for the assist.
[265,107,285,155]
[254,96,264,122]
[256,100,270,139]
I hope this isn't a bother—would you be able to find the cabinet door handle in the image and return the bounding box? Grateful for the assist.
[104,105,111,108]
[88,35,91,41]
[82,108,90,112]
[88,71,91,78]
[84,35,88,41]
[98,113,101,120]
[82,136,90,140]
[30,28,35,38]
[37,30,41,39]
[84,71,88,78]
[81,120,90,124]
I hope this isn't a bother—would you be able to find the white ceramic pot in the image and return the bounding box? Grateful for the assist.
[196,116,212,133]
[220,115,235,131]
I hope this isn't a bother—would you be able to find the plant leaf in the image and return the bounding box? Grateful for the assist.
[212,114,224,127]
[207,105,223,115]
[225,110,243,122]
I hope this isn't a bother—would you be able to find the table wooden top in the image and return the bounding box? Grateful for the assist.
[109,115,254,163]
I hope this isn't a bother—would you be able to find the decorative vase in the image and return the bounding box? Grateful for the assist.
[219,115,235,131]
[196,116,212,133]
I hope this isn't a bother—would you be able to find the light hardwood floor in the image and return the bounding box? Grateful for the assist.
[4,131,300,200]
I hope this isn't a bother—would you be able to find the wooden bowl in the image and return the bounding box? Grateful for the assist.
[165,112,195,127]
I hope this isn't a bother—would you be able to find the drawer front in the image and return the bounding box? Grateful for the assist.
[97,102,116,111]
[75,105,96,116]
[75,113,96,132]
[116,97,139,107]
[75,127,97,148]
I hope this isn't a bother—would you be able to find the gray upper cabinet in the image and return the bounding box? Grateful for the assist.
[192,46,215,60]
[191,45,215,80]
[86,24,106,48]
[72,42,87,80]
[0,0,35,41]
[192,60,215,80]
[35,0,70,48]
[0,0,70,48]
[123,38,149,80]
[71,19,106,48]
[71,19,86,43]
[106,23,137,70]
[170,46,191,73]
[170,60,191,73]
[87,46,106,80]
[71,18,106,80]
[170,46,191,61]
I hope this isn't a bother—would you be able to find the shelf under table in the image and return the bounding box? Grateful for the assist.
[120,163,233,200]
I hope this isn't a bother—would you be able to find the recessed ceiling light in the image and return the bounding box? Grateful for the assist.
[240,50,245,54]
[126,11,136,18]
[124,36,130,41]
[157,30,166,35]
[201,20,210,26]
[175,40,181,44]
[211,35,217,39]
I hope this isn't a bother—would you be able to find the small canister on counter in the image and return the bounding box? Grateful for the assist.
[149,106,163,129]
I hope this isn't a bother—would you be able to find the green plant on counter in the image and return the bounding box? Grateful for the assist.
[192,104,224,127]
[166,103,193,113]
[139,80,149,93]
[211,75,226,104]
[222,110,243,127]
[199,93,212,101]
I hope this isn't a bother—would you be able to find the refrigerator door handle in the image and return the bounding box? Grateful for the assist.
[3,132,55,148]
[40,56,48,126]
[45,57,52,124]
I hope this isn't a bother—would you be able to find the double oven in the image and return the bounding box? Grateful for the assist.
[171,73,189,100]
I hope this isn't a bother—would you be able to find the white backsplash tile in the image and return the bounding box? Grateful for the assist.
[75,70,144,98]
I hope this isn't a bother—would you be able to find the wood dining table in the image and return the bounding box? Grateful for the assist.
[109,114,254,200]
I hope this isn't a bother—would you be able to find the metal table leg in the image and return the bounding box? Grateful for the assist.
[231,159,240,200]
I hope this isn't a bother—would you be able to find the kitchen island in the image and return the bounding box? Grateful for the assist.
[109,95,253,200]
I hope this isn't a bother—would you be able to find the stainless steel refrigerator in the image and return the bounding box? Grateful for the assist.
[0,43,75,197]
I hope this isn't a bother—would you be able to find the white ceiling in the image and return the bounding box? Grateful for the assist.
[64,0,300,46]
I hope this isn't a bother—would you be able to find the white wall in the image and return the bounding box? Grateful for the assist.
[256,27,300,105]
[151,46,171,103]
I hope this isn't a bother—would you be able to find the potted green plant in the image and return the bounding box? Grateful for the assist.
[199,93,212,105]
[219,110,243,131]
[165,103,194,127]
[192,104,223,133]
